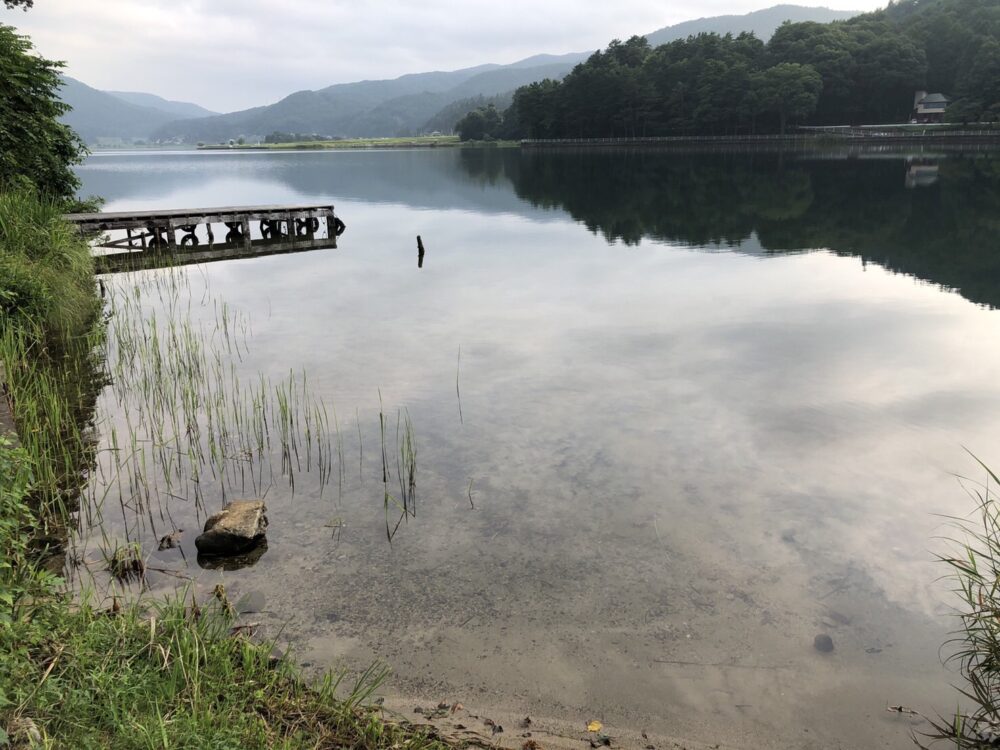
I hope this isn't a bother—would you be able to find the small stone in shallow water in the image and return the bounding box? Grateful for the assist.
[814,633,835,653]
[195,500,267,556]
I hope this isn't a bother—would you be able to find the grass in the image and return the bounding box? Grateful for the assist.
[83,267,335,538]
[0,441,451,749]
[377,392,418,542]
[0,189,454,749]
[916,458,1000,747]
[0,187,100,342]
[101,539,146,581]
[0,187,104,530]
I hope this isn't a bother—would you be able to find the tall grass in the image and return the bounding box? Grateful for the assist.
[0,187,99,342]
[378,393,417,542]
[920,460,1000,747]
[0,188,104,536]
[76,267,335,552]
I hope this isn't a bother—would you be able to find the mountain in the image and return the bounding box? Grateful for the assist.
[104,91,218,119]
[645,4,860,46]
[151,60,586,143]
[150,4,861,143]
[58,77,177,142]
[57,77,219,143]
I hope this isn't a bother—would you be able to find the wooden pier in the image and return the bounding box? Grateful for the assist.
[64,203,346,272]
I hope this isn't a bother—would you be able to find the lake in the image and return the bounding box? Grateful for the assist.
[73,146,1000,749]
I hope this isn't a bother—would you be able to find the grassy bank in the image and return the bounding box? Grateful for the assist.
[0,438,451,749]
[0,189,452,749]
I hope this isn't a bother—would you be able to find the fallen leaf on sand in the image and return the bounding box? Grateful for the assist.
[587,720,603,733]
[523,741,541,750]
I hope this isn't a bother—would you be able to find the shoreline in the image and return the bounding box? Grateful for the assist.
[196,136,518,151]
[521,130,1000,148]
[376,692,726,750]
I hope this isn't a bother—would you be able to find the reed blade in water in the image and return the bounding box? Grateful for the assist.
[76,265,335,580]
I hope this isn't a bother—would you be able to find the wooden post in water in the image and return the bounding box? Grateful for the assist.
[417,235,425,268]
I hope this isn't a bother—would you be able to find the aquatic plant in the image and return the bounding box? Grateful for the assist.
[101,540,145,581]
[920,458,1000,747]
[80,266,336,553]
[378,392,417,542]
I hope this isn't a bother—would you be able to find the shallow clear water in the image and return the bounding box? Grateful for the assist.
[74,147,1000,749]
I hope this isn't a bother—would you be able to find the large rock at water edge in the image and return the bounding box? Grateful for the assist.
[195,500,268,556]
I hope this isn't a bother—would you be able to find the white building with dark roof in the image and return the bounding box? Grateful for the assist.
[912,91,951,123]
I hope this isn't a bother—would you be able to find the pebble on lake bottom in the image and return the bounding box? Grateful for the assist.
[814,634,835,653]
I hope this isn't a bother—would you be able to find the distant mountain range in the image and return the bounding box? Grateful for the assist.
[59,5,859,144]
[58,77,218,143]
[103,90,216,120]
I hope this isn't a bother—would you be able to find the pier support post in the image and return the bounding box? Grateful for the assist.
[240,218,251,250]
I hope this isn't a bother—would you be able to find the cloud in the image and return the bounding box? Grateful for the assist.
[3,0,884,112]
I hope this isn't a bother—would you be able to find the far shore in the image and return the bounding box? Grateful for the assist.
[196,135,518,151]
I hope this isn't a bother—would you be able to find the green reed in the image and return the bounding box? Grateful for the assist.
[377,391,417,542]
[920,457,1000,748]
[77,264,335,552]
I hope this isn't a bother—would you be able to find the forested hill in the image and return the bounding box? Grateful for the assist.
[57,78,201,143]
[150,59,585,144]
[56,77,218,143]
[148,5,860,143]
[462,0,1000,140]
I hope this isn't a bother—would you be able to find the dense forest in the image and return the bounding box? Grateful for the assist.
[457,0,1000,139]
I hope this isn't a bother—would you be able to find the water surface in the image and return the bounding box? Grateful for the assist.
[74,147,1000,749]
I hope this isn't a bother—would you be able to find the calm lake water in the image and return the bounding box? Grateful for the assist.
[74,147,1000,749]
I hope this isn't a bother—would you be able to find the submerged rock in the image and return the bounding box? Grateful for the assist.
[195,500,268,556]
[814,633,835,653]
[197,540,268,570]
[157,529,183,550]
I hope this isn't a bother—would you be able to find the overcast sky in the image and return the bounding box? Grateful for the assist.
[4,0,885,113]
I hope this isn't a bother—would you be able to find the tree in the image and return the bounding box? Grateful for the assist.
[455,104,502,141]
[506,79,561,139]
[0,24,86,198]
[851,30,926,122]
[758,63,823,134]
[3,0,33,8]
[951,37,1000,121]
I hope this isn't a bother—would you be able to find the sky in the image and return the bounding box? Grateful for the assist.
[3,0,886,114]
